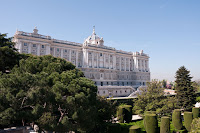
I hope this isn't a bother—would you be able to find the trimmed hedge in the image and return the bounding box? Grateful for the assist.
[129,125,140,133]
[144,111,156,129]
[172,109,182,130]
[144,114,158,133]
[117,105,132,123]
[117,106,124,123]
[192,107,199,118]
[124,105,132,123]
[184,112,193,132]
[160,116,170,133]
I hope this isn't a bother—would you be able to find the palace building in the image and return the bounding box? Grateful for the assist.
[13,27,150,97]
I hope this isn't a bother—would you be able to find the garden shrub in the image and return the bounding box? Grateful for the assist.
[144,114,158,133]
[191,118,200,132]
[160,116,170,133]
[184,112,193,132]
[117,106,124,123]
[172,109,182,130]
[192,107,199,118]
[117,105,132,123]
[129,125,140,133]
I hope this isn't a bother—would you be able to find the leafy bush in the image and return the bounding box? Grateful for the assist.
[191,118,200,132]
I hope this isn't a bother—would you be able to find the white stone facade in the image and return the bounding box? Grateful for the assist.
[13,27,150,97]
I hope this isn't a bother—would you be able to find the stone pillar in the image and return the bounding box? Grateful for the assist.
[53,47,56,56]
[92,52,94,68]
[37,44,41,56]
[76,51,78,67]
[129,58,130,71]
[119,56,121,71]
[108,54,110,69]
[69,49,71,62]
[97,52,99,68]
[125,57,126,71]
[18,41,22,53]
[46,45,50,55]
[28,43,31,54]
[113,55,116,70]
[61,48,63,58]
[104,53,106,68]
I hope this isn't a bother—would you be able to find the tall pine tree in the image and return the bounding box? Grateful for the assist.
[175,66,196,111]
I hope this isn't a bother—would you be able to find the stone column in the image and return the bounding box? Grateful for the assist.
[119,56,121,71]
[92,52,94,68]
[108,54,110,69]
[76,51,78,67]
[37,44,41,56]
[125,57,126,71]
[46,45,50,55]
[97,52,99,68]
[28,43,31,54]
[61,48,63,58]
[104,53,106,68]
[129,58,130,71]
[18,41,22,53]
[113,55,116,70]
[53,47,56,56]
[69,49,71,62]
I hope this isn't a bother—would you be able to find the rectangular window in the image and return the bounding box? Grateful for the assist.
[42,45,45,48]
[24,43,28,46]
[33,44,36,47]
[64,49,67,53]
[57,48,59,52]
[100,53,102,56]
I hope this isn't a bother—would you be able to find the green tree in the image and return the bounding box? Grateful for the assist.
[0,55,114,132]
[133,80,176,117]
[0,33,29,73]
[175,66,196,111]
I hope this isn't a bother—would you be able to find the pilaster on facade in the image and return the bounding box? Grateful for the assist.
[46,45,51,55]
[69,49,72,62]
[60,48,63,58]
[37,44,41,56]
[76,51,78,67]
[28,43,31,54]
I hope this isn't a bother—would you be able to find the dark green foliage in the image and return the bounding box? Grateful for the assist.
[129,125,140,133]
[0,55,114,132]
[144,114,158,133]
[133,80,176,118]
[160,116,170,133]
[175,66,196,111]
[117,105,132,123]
[107,123,121,133]
[192,107,199,118]
[0,33,29,73]
[172,109,182,130]
[184,112,193,132]
[124,105,132,123]
[117,106,124,123]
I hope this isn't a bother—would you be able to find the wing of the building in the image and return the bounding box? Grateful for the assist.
[13,27,150,97]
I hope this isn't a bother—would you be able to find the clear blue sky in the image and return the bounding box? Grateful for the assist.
[1,0,200,82]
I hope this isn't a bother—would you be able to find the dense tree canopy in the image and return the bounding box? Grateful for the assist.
[175,66,196,111]
[133,80,176,117]
[0,33,28,73]
[0,55,115,132]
